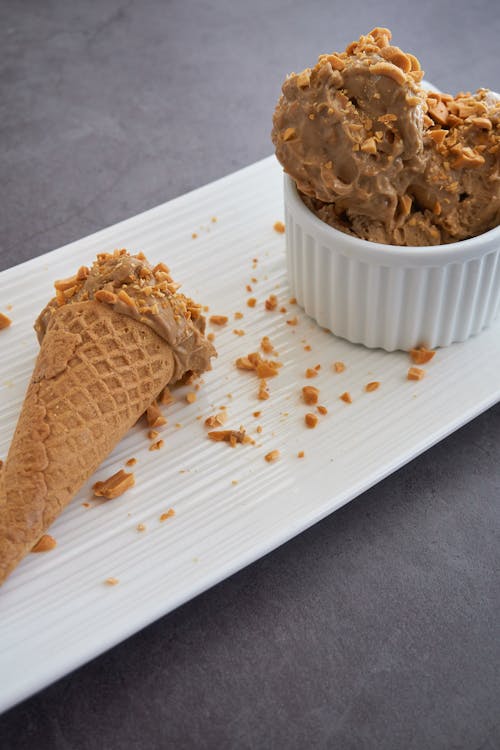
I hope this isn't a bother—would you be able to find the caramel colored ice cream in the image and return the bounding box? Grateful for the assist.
[36,250,216,382]
[272,28,500,246]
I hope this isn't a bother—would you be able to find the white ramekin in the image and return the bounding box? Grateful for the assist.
[284,174,500,351]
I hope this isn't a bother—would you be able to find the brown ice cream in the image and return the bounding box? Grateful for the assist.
[272,28,500,246]
[36,250,216,382]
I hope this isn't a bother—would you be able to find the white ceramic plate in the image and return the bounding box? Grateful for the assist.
[0,156,499,713]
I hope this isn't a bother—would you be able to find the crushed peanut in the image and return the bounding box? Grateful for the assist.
[234,311,244,320]
[31,534,57,553]
[365,382,380,392]
[160,509,175,522]
[305,413,319,428]
[186,392,197,404]
[208,428,247,446]
[258,379,270,400]
[410,347,436,365]
[253,411,262,418]
[233,329,245,336]
[317,405,328,415]
[261,336,274,353]
[247,298,257,308]
[105,577,120,586]
[158,387,174,406]
[297,451,305,458]
[302,385,319,405]
[408,366,425,381]
[265,449,280,463]
[137,523,146,532]
[209,315,228,326]
[148,430,159,440]
[286,317,298,326]
[204,412,227,428]
[340,392,352,404]
[305,368,318,378]
[273,221,286,234]
[93,469,135,499]
[333,362,346,373]
[265,294,278,311]
[146,401,167,428]
[149,439,165,451]
[125,457,137,467]
[0,313,12,330]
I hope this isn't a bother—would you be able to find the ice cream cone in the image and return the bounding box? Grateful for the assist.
[0,251,215,584]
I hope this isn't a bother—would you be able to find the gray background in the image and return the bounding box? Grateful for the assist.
[0,1,499,748]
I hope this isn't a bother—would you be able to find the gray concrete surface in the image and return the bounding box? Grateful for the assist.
[0,1,499,748]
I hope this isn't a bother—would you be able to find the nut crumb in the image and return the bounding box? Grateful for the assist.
[149,439,165,451]
[125,458,137,467]
[209,315,228,326]
[261,336,274,353]
[265,449,280,462]
[233,329,245,336]
[304,345,311,352]
[247,298,257,308]
[93,469,135,499]
[234,311,244,320]
[365,381,380,392]
[297,450,305,459]
[160,509,175,522]
[340,392,352,404]
[186,392,197,404]
[317,405,328,415]
[408,366,425,381]
[302,385,319,405]
[105,577,120,586]
[137,523,146,532]
[410,347,436,365]
[286,317,298,326]
[158,387,174,406]
[208,428,246,446]
[253,411,261,418]
[0,313,12,330]
[192,232,198,239]
[148,429,159,440]
[207,332,215,342]
[31,534,57,553]
[146,401,167,428]
[305,413,318,429]
[82,502,91,508]
[305,368,318,378]
[204,412,227,428]
[289,297,297,304]
[265,294,278,311]
[258,379,270,400]
[273,221,285,234]
[333,362,346,373]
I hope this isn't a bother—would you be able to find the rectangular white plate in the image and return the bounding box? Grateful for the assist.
[0,156,499,714]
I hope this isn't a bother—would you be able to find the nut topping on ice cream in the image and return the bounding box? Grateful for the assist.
[36,250,216,381]
[272,28,500,245]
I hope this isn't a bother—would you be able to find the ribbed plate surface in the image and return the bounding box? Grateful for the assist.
[0,156,499,713]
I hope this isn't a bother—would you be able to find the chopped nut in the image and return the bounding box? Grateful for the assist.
[137,523,146,532]
[265,294,278,311]
[105,577,120,586]
[273,220,286,234]
[93,470,135,499]
[410,347,436,365]
[234,311,244,320]
[302,385,319,405]
[365,382,380,392]
[158,387,174,406]
[54,275,79,292]
[265,449,280,463]
[0,313,12,329]
[117,289,136,308]
[186,392,197,404]
[305,368,318,378]
[333,361,346,373]
[304,345,311,352]
[125,458,137,467]
[208,429,246,446]
[317,405,328,415]
[209,315,228,326]
[146,401,167,428]
[148,429,159,440]
[233,329,245,336]
[205,412,227,428]
[286,317,298,326]
[261,336,274,353]
[340,392,352,404]
[207,332,215,342]
[256,361,280,378]
[283,127,296,141]
[297,451,305,459]
[160,509,175,522]
[149,439,165,451]
[258,379,270,400]
[235,356,255,371]
[94,289,117,305]
[31,534,57,553]
[408,366,425,381]
[247,297,257,308]
[253,411,261,418]
[305,413,318,429]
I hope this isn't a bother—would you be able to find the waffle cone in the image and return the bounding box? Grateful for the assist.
[0,300,176,584]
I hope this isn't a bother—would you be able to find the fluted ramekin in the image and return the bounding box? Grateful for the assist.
[284,174,500,351]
